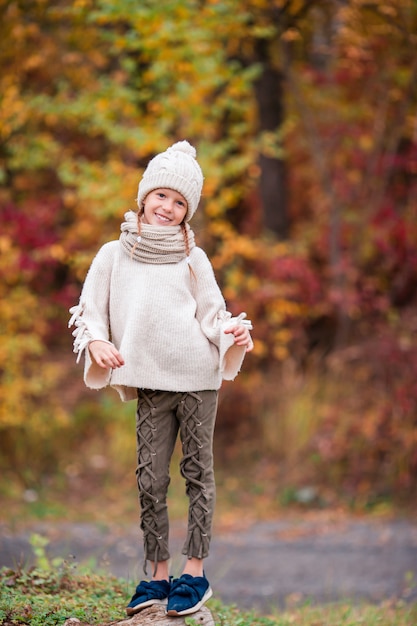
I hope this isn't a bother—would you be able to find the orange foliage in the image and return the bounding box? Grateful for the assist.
[0,0,416,502]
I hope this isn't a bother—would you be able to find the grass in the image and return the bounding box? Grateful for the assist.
[0,564,127,626]
[1,564,416,626]
[1,539,416,626]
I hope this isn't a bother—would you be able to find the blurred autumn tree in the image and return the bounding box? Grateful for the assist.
[1,0,416,505]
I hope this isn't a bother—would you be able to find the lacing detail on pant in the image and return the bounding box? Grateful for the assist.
[179,392,212,559]
[136,389,216,571]
[136,390,166,575]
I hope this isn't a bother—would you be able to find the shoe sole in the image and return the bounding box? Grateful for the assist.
[126,597,167,616]
[166,587,213,616]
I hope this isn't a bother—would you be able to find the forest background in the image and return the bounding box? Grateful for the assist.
[1,0,417,524]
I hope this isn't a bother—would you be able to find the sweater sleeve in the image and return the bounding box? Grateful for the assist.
[68,242,117,390]
[191,248,253,380]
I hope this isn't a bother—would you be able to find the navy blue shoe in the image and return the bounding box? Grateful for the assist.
[166,573,212,616]
[126,579,171,615]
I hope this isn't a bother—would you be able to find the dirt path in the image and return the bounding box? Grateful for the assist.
[1,515,417,612]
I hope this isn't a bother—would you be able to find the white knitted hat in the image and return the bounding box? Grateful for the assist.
[136,140,204,222]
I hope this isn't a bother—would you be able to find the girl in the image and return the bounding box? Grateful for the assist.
[68,141,253,617]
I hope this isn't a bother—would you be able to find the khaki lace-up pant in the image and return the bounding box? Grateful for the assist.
[135,389,218,571]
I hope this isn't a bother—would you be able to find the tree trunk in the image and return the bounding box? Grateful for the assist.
[63,604,215,626]
[254,40,289,239]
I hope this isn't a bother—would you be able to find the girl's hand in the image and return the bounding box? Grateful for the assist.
[224,324,254,352]
[88,340,125,369]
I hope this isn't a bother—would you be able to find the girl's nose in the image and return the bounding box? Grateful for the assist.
[162,198,174,212]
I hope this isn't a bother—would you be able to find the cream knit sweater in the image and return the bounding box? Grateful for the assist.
[69,234,251,402]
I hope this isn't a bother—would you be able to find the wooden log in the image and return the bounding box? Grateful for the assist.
[63,604,215,626]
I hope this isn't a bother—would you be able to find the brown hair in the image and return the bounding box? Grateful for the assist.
[181,221,196,280]
[130,207,144,258]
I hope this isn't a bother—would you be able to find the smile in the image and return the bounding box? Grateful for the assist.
[155,212,171,223]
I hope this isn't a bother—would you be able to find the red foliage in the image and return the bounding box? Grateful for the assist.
[2,199,65,292]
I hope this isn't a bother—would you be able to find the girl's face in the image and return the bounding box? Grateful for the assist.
[142,188,188,226]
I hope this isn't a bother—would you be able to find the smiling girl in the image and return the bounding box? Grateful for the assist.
[69,141,253,617]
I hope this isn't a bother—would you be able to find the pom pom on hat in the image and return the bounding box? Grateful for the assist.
[137,140,204,221]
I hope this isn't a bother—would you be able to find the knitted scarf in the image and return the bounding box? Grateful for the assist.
[119,211,195,264]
